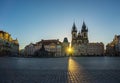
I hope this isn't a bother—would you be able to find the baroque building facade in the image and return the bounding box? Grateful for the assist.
[71,22,104,56]
[25,39,65,57]
[25,38,70,57]
[0,30,19,56]
[36,39,62,56]
[106,35,120,56]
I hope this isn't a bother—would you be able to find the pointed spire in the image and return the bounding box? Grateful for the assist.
[72,22,77,33]
[81,21,88,32]
[82,21,86,29]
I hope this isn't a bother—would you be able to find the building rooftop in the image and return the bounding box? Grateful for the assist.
[37,39,62,45]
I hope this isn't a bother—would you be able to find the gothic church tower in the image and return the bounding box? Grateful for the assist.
[71,21,89,47]
[81,22,89,44]
[71,22,77,46]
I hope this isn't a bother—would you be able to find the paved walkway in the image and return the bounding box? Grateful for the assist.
[0,57,120,83]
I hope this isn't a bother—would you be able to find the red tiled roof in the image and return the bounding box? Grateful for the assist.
[37,39,61,45]
[0,30,5,33]
[0,30,10,35]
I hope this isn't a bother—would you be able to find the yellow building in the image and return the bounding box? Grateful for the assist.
[0,30,19,56]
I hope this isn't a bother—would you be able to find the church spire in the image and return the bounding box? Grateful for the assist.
[82,21,86,29]
[72,22,77,33]
[81,21,88,32]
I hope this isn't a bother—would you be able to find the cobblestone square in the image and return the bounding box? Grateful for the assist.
[0,57,120,83]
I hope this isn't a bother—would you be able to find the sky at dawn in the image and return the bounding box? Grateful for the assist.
[0,0,120,49]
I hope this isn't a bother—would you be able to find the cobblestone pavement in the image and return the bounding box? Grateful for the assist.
[0,57,120,83]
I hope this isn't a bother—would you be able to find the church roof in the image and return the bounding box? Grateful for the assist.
[0,30,4,33]
[37,39,62,45]
[0,30,9,34]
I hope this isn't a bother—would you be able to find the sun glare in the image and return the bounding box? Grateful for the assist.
[68,47,72,52]
[67,47,73,55]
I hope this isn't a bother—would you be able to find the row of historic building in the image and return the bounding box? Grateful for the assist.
[24,22,120,57]
[24,22,105,57]
[71,22,120,56]
[1,21,120,57]
[24,38,69,57]
[0,30,19,56]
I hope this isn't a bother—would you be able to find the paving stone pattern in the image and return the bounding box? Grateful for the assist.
[0,57,120,83]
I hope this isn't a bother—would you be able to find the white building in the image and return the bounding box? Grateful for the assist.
[24,39,63,57]
[24,43,36,56]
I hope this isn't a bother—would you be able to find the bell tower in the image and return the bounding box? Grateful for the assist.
[81,21,89,44]
[71,22,77,46]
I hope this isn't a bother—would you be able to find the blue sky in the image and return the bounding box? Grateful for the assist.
[0,0,120,49]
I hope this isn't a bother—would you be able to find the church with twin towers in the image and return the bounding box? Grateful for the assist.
[71,21,89,47]
[71,21,104,56]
